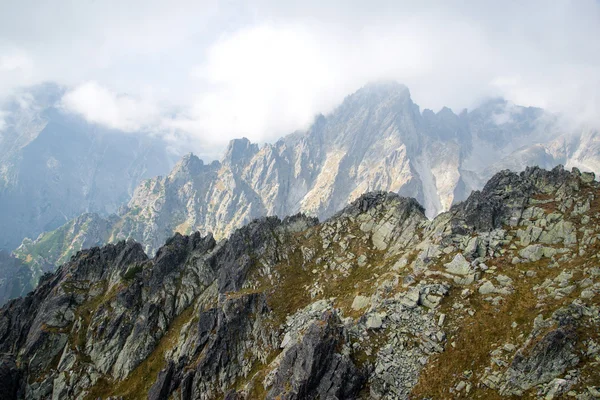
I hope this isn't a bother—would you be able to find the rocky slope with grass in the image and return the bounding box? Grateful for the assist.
[0,165,599,399]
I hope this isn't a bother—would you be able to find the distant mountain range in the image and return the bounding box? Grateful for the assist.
[0,83,175,252]
[0,83,176,293]
[4,81,600,304]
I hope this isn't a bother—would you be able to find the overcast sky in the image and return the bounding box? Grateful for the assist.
[1,0,599,159]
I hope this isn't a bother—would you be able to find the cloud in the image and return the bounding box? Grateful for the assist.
[0,110,7,132]
[61,82,161,132]
[1,0,599,157]
[0,52,33,72]
[0,46,34,94]
[182,24,346,145]
[181,19,497,146]
[60,81,226,160]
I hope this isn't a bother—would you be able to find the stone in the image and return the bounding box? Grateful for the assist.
[501,327,579,395]
[352,295,371,310]
[366,314,384,329]
[544,378,570,399]
[580,289,595,299]
[581,172,596,183]
[496,274,513,287]
[399,288,420,309]
[420,293,443,308]
[438,314,446,326]
[479,281,497,295]
[519,244,545,262]
[357,254,368,267]
[444,253,473,275]
[504,343,516,352]
[587,386,600,398]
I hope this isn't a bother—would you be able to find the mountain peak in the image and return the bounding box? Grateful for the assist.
[362,80,409,94]
[168,153,204,178]
[352,81,411,102]
[331,81,415,118]
[223,137,259,166]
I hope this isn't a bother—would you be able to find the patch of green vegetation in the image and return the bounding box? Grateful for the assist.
[15,224,68,264]
[122,263,144,280]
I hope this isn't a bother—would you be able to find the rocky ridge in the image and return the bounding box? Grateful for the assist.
[0,165,599,399]
[17,82,600,288]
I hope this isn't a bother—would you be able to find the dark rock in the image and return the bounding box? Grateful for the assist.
[335,191,425,219]
[450,165,581,233]
[213,214,315,294]
[502,326,579,394]
[188,293,272,398]
[148,361,175,400]
[0,354,22,400]
[267,311,365,400]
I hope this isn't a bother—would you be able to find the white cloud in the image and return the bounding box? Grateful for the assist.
[1,0,599,157]
[182,24,346,146]
[0,52,33,72]
[61,82,161,132]
[0,47,34,94]
[180,19,498,146]
[0,110,7,132]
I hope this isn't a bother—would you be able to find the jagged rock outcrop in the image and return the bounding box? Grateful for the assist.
[502,325,579,395]
[450,165,586,233]
[265,311,365,400]
[0,166,599,399]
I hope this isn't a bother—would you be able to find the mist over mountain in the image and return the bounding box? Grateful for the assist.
[0,83,176,252]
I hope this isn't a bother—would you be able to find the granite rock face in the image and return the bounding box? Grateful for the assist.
[1,166,599,399]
